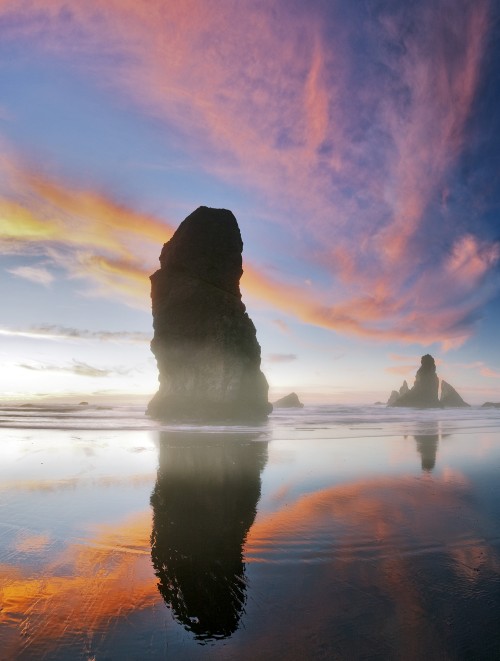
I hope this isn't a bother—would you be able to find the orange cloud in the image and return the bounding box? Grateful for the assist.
[0,0,497,348]
[480,366,500,379]
[385,364,414,376]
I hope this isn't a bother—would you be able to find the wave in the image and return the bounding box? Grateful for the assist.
[1,402,500,436]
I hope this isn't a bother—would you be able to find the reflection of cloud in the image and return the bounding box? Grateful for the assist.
[7,265,54,286]
[0,512,158,659]
[14,533,51,553]
[246,474,500,584]
[0,474,155,493]
[245,473,500,659]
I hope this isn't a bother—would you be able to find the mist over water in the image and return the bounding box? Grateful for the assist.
[1,404,500,659]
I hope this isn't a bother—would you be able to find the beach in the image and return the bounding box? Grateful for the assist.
[1,404,500,660]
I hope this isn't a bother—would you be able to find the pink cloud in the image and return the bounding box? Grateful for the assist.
[0,0,497,348]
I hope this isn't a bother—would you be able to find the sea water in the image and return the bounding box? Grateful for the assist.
[1,404,500,660]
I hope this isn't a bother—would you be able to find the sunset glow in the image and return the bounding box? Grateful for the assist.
[1,0,499,403]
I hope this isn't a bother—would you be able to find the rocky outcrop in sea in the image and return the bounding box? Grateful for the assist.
[147,206,272,422]
[440,380,470,407]
[390,355,440,408]
[388,355,469,408]
[387,380,409,406]
[273,392,304,408]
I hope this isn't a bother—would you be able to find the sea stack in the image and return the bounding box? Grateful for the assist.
[147,206,272,422]
[440,381,470,407]
[273,392,304,408]
[390,355,440,408]
[387,380,409,406]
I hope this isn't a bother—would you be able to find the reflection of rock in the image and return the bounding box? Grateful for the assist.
[390,356,440,408]
[273,392,304,408]
[147,206,272,422]
[414,432,439,472]
[150,431,268,641]
[440,381,470,407]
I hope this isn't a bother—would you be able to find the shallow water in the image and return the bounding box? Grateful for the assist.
[1,404,500,660]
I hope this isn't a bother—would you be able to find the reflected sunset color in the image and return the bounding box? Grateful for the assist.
[1,405,500,658]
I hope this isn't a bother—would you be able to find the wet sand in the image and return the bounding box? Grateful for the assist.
[1,405,500,660]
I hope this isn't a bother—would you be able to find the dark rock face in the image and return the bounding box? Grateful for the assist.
[387,380,410,406]
[482,402,500,408]
[273,392,304,408]
[440,380,470,407]
[390,355,440,408]
[147,206,272,422]
[387,390,400,406]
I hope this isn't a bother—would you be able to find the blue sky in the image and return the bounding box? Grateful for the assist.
[0,0,499,404]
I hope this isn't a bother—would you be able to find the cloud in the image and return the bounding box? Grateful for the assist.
[0,149,171,307]
[272,319,290,334]
[265,353,297,364]
[479,366,500,379]
[18,360,130,378]
[7,265,54,286]
[0,0,498,348]
[0,325,150,343]
[385,365,415,377]
[0,324,150,343]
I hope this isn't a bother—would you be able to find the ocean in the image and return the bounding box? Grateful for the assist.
[1,403,500,660]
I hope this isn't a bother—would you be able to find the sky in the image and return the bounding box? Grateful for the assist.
[0,0,499,405]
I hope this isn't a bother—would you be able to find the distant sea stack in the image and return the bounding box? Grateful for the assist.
[273,392,304,408]
[388,355,469,408]
[440,381,470,407]
[387,380,409,406]
[391,355,440,408]
[147,206,272,422]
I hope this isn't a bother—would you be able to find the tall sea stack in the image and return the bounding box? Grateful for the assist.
[391,354,440,408]
[147,206,272,422]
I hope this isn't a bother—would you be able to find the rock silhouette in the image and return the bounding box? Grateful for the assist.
[387,380,409,406]
[150,431,268,641]
[482,402,500,408]
[388,357,470,408]
[390,355,440,408]
[147,206,272,422]
[440,380,470,407]
[273,392,304,408]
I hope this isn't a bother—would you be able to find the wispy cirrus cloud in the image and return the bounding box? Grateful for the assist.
[0,325,150,343]
[265,354,297,364]
[19,360,131,378]
[480,366,500,379]
[1,152,497,348]
[385,365,415,377]
[0,0,498,348]
[7,265,54,286]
